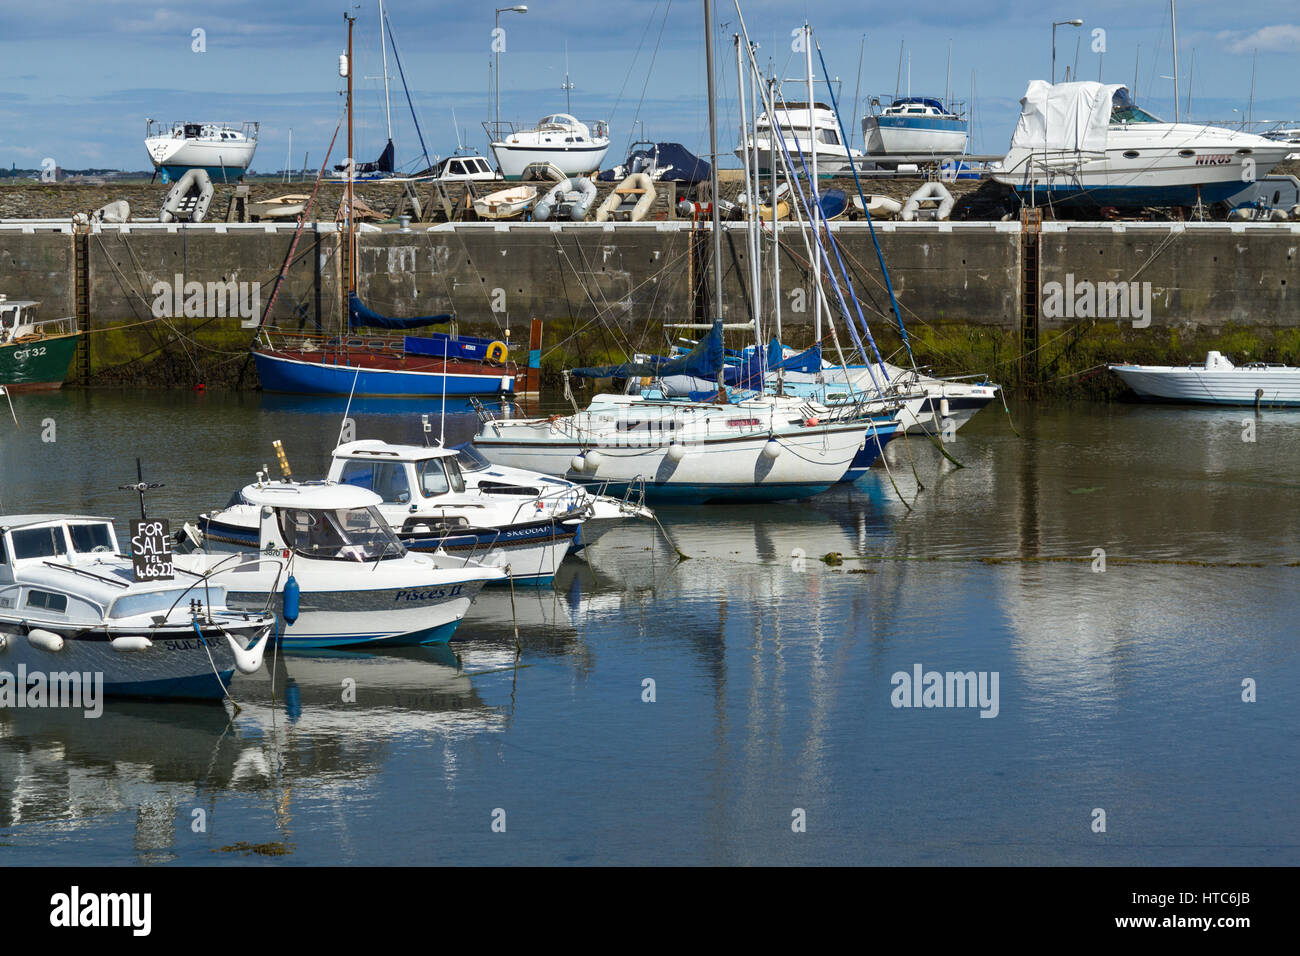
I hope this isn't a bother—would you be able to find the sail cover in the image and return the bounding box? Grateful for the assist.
[569,319,725,379]
[1008,81,1125,153]
[766,339,822,374]
[348,292,451,330]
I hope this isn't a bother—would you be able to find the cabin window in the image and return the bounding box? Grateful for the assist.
[816,129,839,145]
[277,506,403,561]
[445,458,466,494]
[10,526,66,560]
[339,461,410,504]
[417,460,451,496]
[25,589,68,613]
[68,522,114,554]
[0,536,6,562]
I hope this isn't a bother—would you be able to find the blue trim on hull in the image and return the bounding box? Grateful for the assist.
[871,116,967,133]
[253,352,513,398]
[1013,181,1246,207]
[106,670,237,700]
[278,619,462,650]
[160,165,249,181]
[596,482,836,504]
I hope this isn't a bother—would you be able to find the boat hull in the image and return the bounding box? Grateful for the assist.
[0,333,79,391]
[1109,364,1300,405]
[475,423,869,504]
[863,116,967,156]
[0,623,266,700]
[491,143,611,180]
[253,348,514,397]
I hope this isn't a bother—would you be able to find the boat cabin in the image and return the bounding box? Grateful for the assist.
[435,153,497,181]
[240,481,407,562]
[0,514,224,625]
[329,441,467,505]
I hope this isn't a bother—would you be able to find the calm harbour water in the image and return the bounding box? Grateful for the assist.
[1,389,1297,865]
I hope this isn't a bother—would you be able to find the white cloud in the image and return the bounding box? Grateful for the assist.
[1222,24,1300,54]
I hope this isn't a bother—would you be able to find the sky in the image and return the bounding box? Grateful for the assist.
[1,0,1298,173]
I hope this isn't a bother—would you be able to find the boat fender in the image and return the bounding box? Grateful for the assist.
[282,575,300,626]
[939,398,951,418]
[26,628,65,652]
[225,630,270,675]
[761,440,783,460]
[666,442,687,462]
[486,341,509,364]
[584,450,603,471]
[0,633,7,653]
[570,455,587,473]
[110,636,153,652]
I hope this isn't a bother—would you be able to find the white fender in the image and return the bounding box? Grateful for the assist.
[761,440,783,460]
[570,455,587,473]
[666,442,687,462]
[27,629,65,652]
[901,181,955,222]
[0,633,8,653]
[110,635,153,652]
[225,630,270,675]
[584,450,604,470]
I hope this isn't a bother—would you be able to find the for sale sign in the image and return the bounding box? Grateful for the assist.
[129,519,173,581]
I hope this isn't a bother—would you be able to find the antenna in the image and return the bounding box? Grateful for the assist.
[562,41,575,114]
[118,458,164,520]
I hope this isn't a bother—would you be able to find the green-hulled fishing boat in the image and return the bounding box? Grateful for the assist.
[0,297,80,391]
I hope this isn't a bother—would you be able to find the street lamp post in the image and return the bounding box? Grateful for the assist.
[1052,18,1083,84]
[494,5,528,140]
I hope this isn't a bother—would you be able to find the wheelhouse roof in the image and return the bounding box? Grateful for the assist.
[240,481,382,509]
[332,440,458,463]
[0,514,115,532]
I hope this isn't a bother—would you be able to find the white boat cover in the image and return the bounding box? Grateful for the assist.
[1009,81,1125,153]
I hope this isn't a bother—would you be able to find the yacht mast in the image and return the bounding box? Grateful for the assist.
[805,22,821,343]
[345,12,356,295]
[703,0,724,391]
[1170,0,1180,124]
[379,0,393,141]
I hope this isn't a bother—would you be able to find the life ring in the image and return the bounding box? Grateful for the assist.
[485,341,508,364]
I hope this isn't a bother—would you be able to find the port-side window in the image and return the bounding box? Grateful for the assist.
[339,461,409,504]
[418,460,451,497]
[25,589,68,613]
[68,522,115,554]
[10,526,67,560]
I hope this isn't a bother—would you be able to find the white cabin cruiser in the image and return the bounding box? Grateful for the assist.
[174,481,504,649]
[0,514,274,700]
[736,102,861,176]
[1109,350,1300,406]
[187,441,652,583]
[487,114,610,180]
[144,120,258,182]
[992,82,1291,208]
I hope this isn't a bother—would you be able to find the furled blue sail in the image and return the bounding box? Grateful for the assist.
[348,292,452,330]
[569,319,725,380]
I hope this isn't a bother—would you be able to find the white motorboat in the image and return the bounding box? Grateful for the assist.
[992,82,1292,208]
[0,514,274,700]
[432,150,500,182]
[487,113,611,180]
[735,101,862,176]
[186,440,650,583]
[862,96,968,157]
[144,119,258,182]
[1109,350,1300,406]
[174,481,505,649]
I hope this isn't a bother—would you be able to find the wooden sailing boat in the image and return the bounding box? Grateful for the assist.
[251,11,529,398]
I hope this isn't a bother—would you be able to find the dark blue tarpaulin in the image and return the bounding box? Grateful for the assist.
[766,339,823,374]
[570,319,725,380]
[349,292,452,330]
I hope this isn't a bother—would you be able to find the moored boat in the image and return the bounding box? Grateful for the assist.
[1109,351,1300,405]
[0,297,80,392]
[0,514,274,700]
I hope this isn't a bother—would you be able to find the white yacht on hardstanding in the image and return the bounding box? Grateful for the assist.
[144,120,259,181]
[992,82,1291,208]
[737,101,861,176]
[487,114,610,180]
